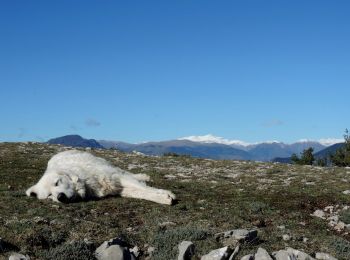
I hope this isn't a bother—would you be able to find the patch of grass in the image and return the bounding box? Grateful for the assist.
[41,241,96,260]
[340,209,350,224]
[331,237,350,259]
[152,226,211,260]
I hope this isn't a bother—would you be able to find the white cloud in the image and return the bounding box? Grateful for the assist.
[85,118,101,127]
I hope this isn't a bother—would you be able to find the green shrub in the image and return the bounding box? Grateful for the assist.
[331,129,350,167]
[291,147,315,165]
[331,237,350,259]
[339,209,350,224]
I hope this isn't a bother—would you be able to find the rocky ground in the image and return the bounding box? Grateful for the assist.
[1,142,350,259]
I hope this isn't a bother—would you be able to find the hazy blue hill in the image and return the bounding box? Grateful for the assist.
[314,142,345,159]
[50,136,330,162]
[100,139,252,160]
[273,142,344,164]
[248,143,290,161]
[47,135,104,149]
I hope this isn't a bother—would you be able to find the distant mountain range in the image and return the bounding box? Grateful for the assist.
[273,142,345,164]
[48,135,104,149]
[47,134,344,162]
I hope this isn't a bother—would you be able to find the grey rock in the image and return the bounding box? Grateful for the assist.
[9,253,30,260]
[255,248,272,260]
[229,246,240,260]
[273,250,297,260]
[315,252,337,260]
[178,241,195,260]
[282,234,291,241]
[130,246,140,258]
[312,210,326,219]
[286,248,315,260]
[215,229,258,242]
[201,246,233,260]
[240,254,254,260]
[95,238,135,260]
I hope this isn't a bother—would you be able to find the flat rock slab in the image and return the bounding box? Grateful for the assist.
[201,246,233,260]
[255,247,273,260]
[315,252,338,260]
[95,238,135,260]
[178,241,195,260]
[9,253,30,260]
[215,229,258,242]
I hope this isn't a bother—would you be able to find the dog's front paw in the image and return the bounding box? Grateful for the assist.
[163,190,176,205]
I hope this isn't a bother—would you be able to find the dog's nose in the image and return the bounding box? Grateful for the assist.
[57,193,69,203]
[30,192,37,197]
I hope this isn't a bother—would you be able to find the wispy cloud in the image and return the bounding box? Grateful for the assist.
[70,124,80,131]
[85,118,101,127]
[262,119,284,127]
[18,128,26,138]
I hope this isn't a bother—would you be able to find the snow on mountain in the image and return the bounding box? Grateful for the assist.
[179,134,342,147]
[178,134,251,147]
[318,138,344,146]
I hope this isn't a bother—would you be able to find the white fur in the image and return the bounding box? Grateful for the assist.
[26,150,176,205]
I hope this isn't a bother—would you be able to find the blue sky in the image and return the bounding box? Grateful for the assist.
[1,1,349,143]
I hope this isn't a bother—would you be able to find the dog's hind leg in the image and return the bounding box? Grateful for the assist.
[132,173,150,182]
[120,180,175,205]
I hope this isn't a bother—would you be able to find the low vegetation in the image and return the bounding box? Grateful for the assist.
[331,129,350,167]
[1,142,350,259]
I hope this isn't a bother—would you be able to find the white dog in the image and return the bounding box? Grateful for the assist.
[26,150,176,205]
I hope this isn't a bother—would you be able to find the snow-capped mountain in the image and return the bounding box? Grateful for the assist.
[178,134,251,147]
[48,134,343,162]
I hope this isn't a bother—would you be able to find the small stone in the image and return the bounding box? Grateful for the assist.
[303,237,309,243]
[9,253,30,260]
[286,248,315,260]
[240,254,254,260]
[255,247,273,260]
[312,210,326,219]
[252,219,266,228]
[273,250,295,260]
[277,225,285,230]
[147,246,155,255]
[95,237,135,260]
[215,229,257,242]
[33,216,47,224]
[159,221,176,228]
[178,241,195,260]
[282,234,291,241]
[315,252,338,260]
[335,221,346,231]
[201,246,233,260]
[343,190,350,194]
[229,246,240,260]
[130,246,140,258]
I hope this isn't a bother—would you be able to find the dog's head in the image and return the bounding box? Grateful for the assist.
[26,172,86,203]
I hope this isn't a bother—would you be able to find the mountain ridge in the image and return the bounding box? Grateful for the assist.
[46,135,339,162]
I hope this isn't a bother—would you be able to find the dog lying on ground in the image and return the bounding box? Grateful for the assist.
[26,150,176,205]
